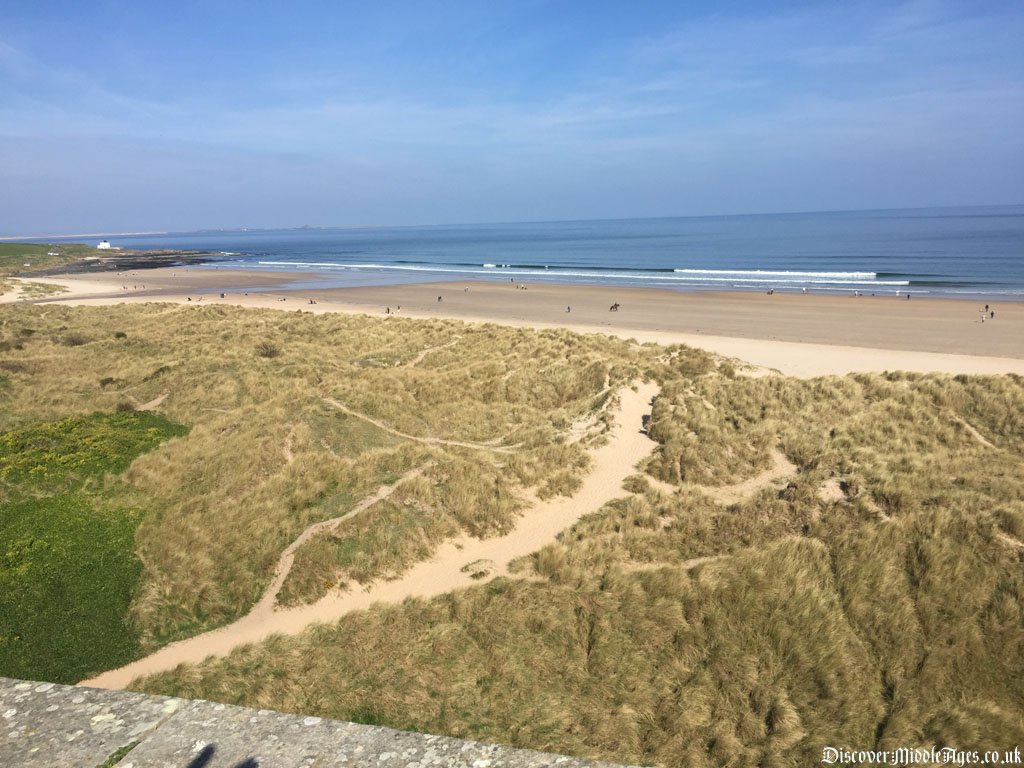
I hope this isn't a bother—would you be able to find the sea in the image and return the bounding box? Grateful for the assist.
[46,205,1024,299]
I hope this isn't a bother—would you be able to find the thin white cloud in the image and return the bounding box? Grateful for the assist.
[1,1,1022,231]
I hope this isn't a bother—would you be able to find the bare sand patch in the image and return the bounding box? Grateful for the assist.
[952,416,996,449]
[997,531,1024,552]
[137,392,169,412]
[818,478,846,503]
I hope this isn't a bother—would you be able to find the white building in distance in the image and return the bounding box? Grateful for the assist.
[97,240,112,249]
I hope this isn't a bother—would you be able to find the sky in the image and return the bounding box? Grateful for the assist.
[1,0,1022,234]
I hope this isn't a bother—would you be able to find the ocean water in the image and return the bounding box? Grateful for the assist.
[53,205,1024,299]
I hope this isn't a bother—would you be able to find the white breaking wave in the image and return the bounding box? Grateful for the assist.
[256,261,908,286]
[673,268,877,279]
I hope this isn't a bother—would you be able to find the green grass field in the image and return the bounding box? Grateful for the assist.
[0,242,93,276]
[0,412,187,683]
[0,494,143,683]
[0,411,188,492]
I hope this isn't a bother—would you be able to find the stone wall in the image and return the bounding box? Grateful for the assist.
[1,677,638,767]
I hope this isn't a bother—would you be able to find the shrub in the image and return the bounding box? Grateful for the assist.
[256,341,281,358]
[63,332,89,347]
[143,365,171,381]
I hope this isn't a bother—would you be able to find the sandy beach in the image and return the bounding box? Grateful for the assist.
[9,268,1024,376]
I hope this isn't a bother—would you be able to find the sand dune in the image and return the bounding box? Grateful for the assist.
[81,382,660,690]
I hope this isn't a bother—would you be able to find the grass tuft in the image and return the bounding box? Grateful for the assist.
[255,341,281,358]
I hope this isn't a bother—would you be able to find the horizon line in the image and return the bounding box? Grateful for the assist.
[2,201,1022,241]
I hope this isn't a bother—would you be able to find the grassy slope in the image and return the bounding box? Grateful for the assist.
[0,242,93,276]
[0,242,92,297]
[0,303,702,649]
[0,412,187,683]
[136,370,1024,766]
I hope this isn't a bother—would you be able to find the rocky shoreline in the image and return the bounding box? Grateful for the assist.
[21,249,223,277]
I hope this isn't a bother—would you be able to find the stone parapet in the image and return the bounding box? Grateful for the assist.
[1,677,639,767]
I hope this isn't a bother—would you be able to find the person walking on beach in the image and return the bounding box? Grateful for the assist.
[566,305,571,313]
[437,296,442,303]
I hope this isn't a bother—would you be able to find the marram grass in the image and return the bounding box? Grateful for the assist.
[0,302,683,647]
[3,301,1022,766]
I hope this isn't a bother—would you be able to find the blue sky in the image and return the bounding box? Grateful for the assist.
[1,1,1022,234]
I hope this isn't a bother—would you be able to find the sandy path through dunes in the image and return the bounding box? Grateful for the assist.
[322,397,518,452]
[405,336,462,367]
[137,392,168,411]
[699,448,797,505]
[252,464,433,618]
[644,447,797,504]
[81,382,660,690]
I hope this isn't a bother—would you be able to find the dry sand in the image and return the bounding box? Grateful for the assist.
[16,268,1024,376]
[81,382,659,690]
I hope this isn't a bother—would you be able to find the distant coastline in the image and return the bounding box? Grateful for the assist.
[0,231,170,241]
